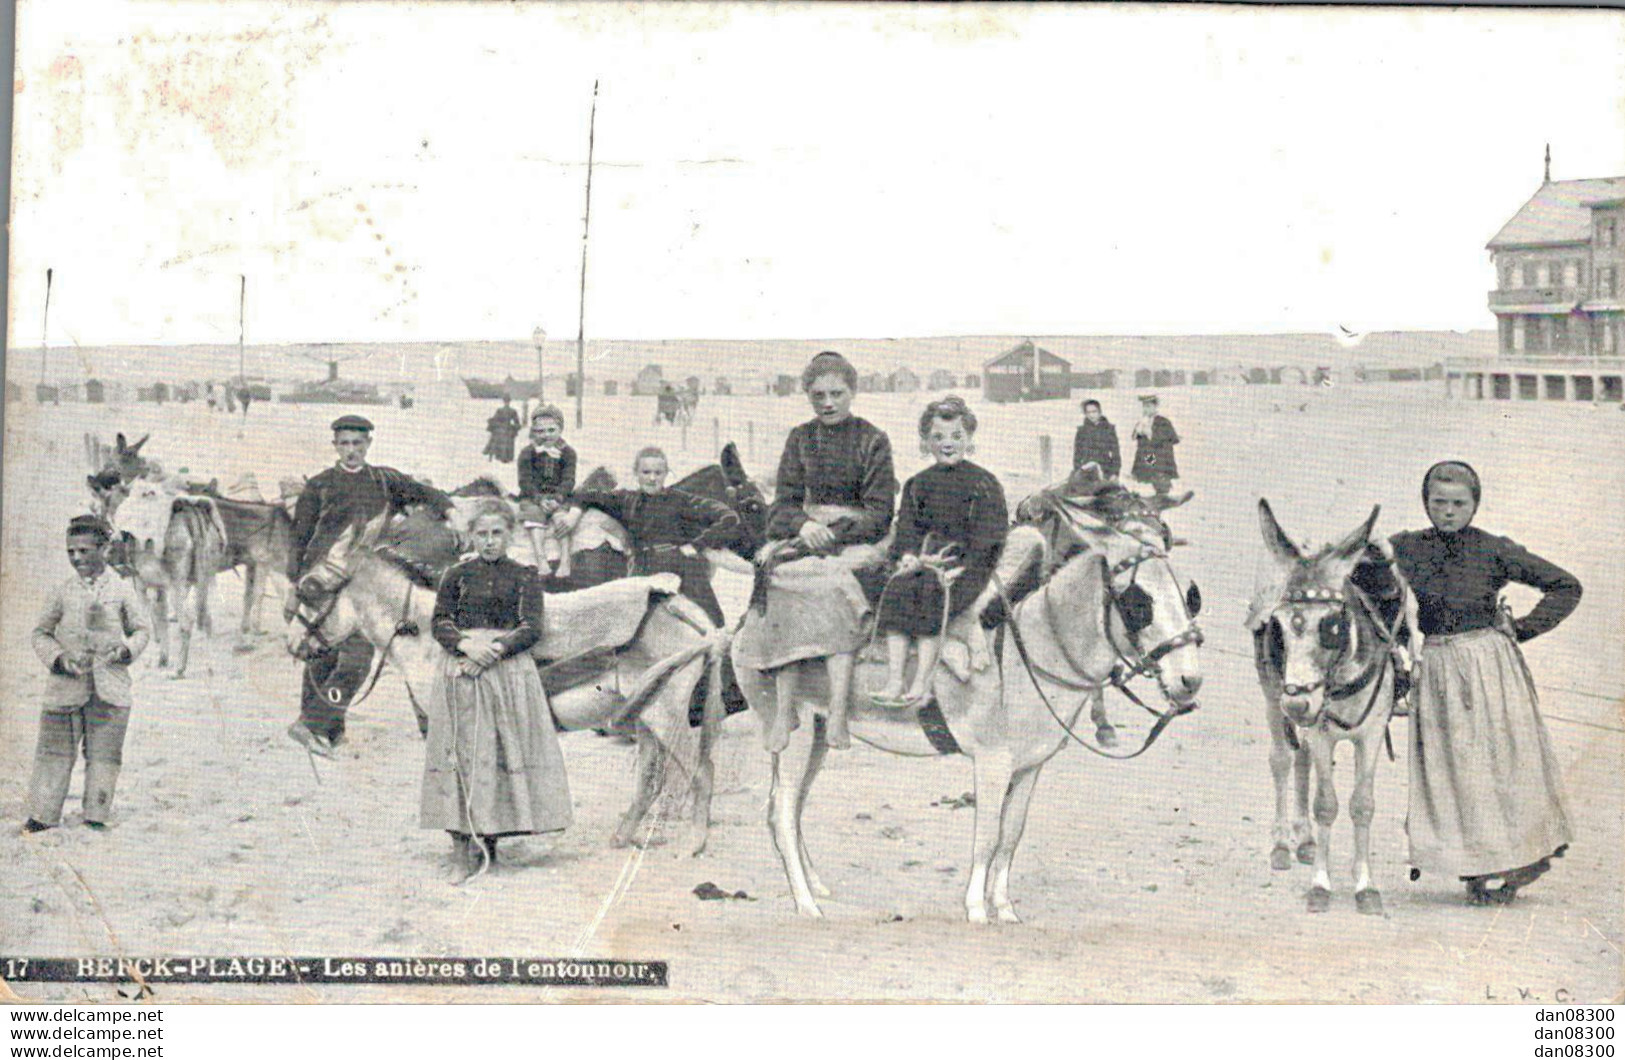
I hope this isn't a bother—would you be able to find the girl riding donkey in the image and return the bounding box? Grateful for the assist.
[516,405,578,571]
[553,447,741,627]
[872,396,1007,709]
[422,501,572,880]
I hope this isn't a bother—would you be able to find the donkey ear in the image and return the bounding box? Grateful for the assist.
[1151,489,1194,512]
[129,434,149,456]
[1257,499,1301,563]
[1329,504,1382,562]
[116,433,129,452]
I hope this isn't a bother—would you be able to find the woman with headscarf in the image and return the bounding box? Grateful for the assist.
[1376,461,1581,904]
[736,350,898,751]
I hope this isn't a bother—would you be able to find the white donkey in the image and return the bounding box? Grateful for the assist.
[732,517,1204,923]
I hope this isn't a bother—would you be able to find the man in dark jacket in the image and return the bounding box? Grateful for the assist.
[1072,399,1121,480]
[1131,395,1181,496]
[285,414,454,755]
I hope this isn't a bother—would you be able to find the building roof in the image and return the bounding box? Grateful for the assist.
[983,339,1068,369]
[1487,177,1625,249]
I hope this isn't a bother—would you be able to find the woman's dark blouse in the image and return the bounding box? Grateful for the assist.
[765,416,898,547]
[1389,527,1581,641]
[889,461,1008,578]
[432,556,545,658]
[517,442,578,501]
[570,487,740,551]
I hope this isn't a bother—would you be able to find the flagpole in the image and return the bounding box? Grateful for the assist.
[575,80,598,430]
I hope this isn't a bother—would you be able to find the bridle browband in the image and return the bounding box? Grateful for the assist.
[1268,580,1394,732]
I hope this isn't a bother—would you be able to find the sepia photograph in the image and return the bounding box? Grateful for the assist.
[2,0,1622,1013]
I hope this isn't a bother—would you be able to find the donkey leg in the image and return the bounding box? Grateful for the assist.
[1350,735,1384,916]
[685,654,731,857]
[768,715,824,917]
[150,587,170,669]
[795,717,832,898]
[965,751,1015,924]
[990,766,1042,923]
[1306,737,1338,912]
[1087,688,1117,748]
[191,567,214,639]
[170,584,193,679]
[612,733,665,848]
[1267,706,1296,870]
[1293,739,1315,865]
[235,563,260,651]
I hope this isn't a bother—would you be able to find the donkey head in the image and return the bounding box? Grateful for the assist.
[1256,499,1379,726]
[285,511,390,660]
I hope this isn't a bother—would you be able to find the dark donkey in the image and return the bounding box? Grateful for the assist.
[1250,500,1417,915]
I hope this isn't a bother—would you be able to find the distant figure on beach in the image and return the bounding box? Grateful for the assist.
[1131,394,1181,497]
[238,387,254,417]
[205,383,218,413]
[1072,398,1121,480]
[655,383,680,426]
[483,397,522,464]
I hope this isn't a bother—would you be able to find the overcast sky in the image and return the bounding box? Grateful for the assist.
[9,1,1625,347]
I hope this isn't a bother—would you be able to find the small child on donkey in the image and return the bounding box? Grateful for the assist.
[421,501,572,880]
[23,515,151,833]
[871,397,1008,712]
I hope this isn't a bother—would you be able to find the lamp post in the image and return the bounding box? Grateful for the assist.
[533,326,547,402]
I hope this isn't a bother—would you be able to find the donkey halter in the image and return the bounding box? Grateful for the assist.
[290,559,352,657]
[1101,541,1205,689]
[1268,583,1397,727]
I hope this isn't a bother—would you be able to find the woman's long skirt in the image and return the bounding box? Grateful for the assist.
[1407,628,1572,877]
[420,651,573,837]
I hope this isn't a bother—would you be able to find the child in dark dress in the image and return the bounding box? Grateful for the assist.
[422,501,572,881]
[515,405,578,569]
[874,397,1007,707]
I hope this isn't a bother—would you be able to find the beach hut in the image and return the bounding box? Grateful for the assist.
[963,373,980,389]
[927,369,957,390]
[85,379,106,404]
[631,364,665,396]
[1134,368,1155,389]
[773,374,799,397]
[982,340,1072,403]
[1246,367,1270,386]
[889,367,921,393]
[858,372,888,394]
[602,379,619,396]
[713,377,733,396]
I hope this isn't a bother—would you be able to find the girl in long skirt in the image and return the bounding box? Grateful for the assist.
[1385,461,1582,904]
[422,501,572,879]
[873,396,1007,709]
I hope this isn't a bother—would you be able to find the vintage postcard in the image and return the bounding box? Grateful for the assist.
[2,1,1621,1008]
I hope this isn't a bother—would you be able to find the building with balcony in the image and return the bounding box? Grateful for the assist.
[1452,156,1625,402]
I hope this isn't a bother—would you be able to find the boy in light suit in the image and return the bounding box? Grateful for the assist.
[23,515,151,832]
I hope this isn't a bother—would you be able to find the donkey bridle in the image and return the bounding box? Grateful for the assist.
[1269,581,1394,733]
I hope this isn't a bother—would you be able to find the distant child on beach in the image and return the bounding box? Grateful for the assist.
[23,515,151,833]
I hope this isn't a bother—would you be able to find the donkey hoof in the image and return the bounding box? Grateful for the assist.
[1296,840,1316,865]
[967,907,991,925]
[1270,845,1293,871]
[1094,726,1118,749]
[1355,889,1384,916]
[996,906,1022,925]
[810,880,832,899]
[1305,887,1332,913]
